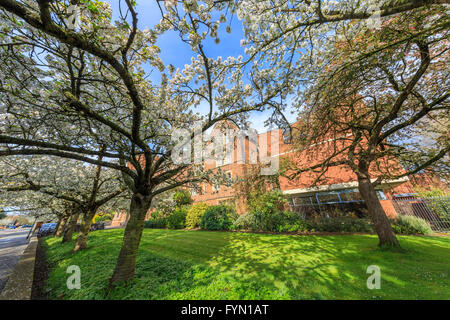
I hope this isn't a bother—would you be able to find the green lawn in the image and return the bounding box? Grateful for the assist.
[43,229,450,300]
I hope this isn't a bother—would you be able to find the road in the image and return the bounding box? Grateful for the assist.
[0,228,30,293]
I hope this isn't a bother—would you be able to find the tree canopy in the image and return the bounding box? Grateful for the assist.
[0,0,448,281]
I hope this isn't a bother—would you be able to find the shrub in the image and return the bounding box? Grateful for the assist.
[166,207,188,229]
[144,211,167,229]
[311,217,373,233]
[93,213,114,224]
[414,187,447,198]
[391,215,433,235]
[233,212,259,230]
[200,205,235,231]
[173,189,193,207]
[276,222,308,233]
[277,211,313,232]
[248,190,286,215]
[247,190,288,231]
[233,209,311,233]
[186,203,209,229]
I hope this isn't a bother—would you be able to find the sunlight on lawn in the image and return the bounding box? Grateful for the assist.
[43,230,450,300]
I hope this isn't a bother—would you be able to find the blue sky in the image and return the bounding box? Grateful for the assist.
[107,1,246,71]
[107,1,297,132]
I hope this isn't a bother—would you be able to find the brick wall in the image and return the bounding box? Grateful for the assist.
[113,122,442,224]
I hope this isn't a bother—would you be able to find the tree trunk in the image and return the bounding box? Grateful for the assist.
[73,209,96,252]
[358,172,400,248]
[54,218,61,236]
[109,193,151,287]
[54,214,69,238]
[62,210,81,243]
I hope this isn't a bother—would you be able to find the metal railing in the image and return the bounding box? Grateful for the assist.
[392,196,450,232]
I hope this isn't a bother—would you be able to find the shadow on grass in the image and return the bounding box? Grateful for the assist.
[43,230,450,300]
[44,229,234,299]
[204,233,450,299]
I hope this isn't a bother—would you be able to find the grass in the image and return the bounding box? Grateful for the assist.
[43,229,450,300]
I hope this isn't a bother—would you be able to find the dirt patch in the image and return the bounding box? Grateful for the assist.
[432,232,450,237]
[31,238,49,300]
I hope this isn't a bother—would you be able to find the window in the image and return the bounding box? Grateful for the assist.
[291,189,366,206]
[291,196,314,205]
[223,133,233,165]
[376,191,387,200]
[282,127,292,144]
[212,181,221,192]
[225,171,233,187]
[190,187,197,197]
[203,183,208,195]
[215,132,233,166]
[317,192,340,204]
[289,189,368,217]
[339,189,364,202]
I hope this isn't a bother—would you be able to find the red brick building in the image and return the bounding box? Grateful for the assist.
[111,122,446,226]
[188,123,414,217]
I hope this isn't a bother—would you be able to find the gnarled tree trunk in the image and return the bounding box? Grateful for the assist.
[55,214,69,238]
[73,208,97,252]
[358,170,400,248]
[62,210,81,243]
[109,193,152,287]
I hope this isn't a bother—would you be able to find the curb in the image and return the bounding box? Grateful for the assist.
[0,236,38,300]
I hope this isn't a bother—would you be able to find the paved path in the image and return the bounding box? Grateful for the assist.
[0,229,30,293]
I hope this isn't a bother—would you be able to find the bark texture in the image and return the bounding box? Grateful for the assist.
[358,171,400,247]
[54,214,69,238]
[73,208,97,252]
[62,210,81,243]
[109,193,151,287]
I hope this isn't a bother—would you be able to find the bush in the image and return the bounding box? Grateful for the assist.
[276,221,312,233]
[311,217,373,233]
[248,190,286,215]
[234,210,310,232]
[234,211,312,232]
[391,215,433,235]
[173,189,193,207]
[144,211,167,229]
[233,210,372,233]
[93,213,114,224]
[186,203,209,229]
[233,212,258,230]
[247,190,288,231]
[166,207,188,229]
[200,205,235,231]
[277,211,313,232]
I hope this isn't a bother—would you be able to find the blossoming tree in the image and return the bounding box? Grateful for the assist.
[0,155,127,250]
[0,0,275,286]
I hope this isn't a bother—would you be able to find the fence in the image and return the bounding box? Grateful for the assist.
[289,193,450,232]
[392,196,450,232]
